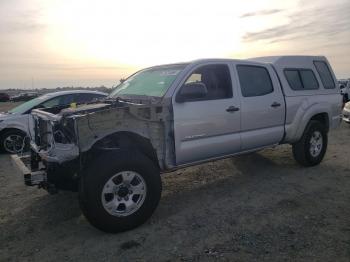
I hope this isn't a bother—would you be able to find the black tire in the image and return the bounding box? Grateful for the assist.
[292,120,328,166]
[0,129,28,154]
[79,150,162,233]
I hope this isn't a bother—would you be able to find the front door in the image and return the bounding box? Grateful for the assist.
[172,63,241,165]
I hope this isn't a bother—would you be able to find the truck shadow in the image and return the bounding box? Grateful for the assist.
[156,150,300,219]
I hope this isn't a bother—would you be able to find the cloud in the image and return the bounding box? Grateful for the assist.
[3,21,45,33]
[0,8,45,34]
[240,9,284,18]
[242,2,350,44]
[0,62,133,74]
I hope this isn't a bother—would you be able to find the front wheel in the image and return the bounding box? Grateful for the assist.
[292,120,328,166]
[79,150,162,233]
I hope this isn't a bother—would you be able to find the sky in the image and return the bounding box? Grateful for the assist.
[0,0,349,89]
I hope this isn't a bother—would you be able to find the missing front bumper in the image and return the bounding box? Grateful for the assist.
[11,154,46,186]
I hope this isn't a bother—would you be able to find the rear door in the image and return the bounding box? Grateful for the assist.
[234,63,285,150]
[172,63,241,165]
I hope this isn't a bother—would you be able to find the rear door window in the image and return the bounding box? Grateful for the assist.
[236,65,273,97]
[314,61,335,89]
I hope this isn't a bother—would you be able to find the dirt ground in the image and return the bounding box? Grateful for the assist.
[0,102,22,112]
[0,102,349,262]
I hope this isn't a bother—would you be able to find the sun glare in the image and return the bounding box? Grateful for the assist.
[43,0,294,67]
[6,0,341,89]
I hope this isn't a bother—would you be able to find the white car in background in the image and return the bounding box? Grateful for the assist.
[339,79,350,102]
[342,102,350,124]
[0,90,107,153]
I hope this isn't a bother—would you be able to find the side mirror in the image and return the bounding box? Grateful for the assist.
[176,82,208,103]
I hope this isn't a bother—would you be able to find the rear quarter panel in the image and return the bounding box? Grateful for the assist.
[284,94,342,143]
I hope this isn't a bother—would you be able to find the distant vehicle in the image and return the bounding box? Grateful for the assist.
[339,80,350,103]
[0,93,10,102]
[0,90,108,153]
[10,92,39,102]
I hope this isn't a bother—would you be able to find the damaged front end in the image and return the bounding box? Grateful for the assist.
[31,108,80,164]
[12,100,173,193]
[11,107,82,192]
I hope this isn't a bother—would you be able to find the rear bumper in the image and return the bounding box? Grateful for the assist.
[11,154,46,186]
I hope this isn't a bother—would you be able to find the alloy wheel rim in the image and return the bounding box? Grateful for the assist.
[101,171,147,217]
[3,134,24,154]
[309,131,323,157]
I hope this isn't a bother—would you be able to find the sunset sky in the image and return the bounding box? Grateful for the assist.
[0,0,349,89]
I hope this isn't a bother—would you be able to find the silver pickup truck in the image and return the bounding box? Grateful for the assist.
[12,56,342,233]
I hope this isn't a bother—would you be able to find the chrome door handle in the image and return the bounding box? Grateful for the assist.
[226,106,240,112]
[271,102,281,108]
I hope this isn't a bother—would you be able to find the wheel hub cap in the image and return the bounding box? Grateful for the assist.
[101,171,147,217]
[3,134,24,154]
[309,131,323,157]
[117,186,129,198]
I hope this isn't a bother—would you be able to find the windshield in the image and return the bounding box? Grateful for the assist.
[109,65,186,98]
[9,94,52,114]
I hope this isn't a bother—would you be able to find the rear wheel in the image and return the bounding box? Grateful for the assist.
[0,130,27,154]
[79,150,162,233]
[292,120,327,166]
